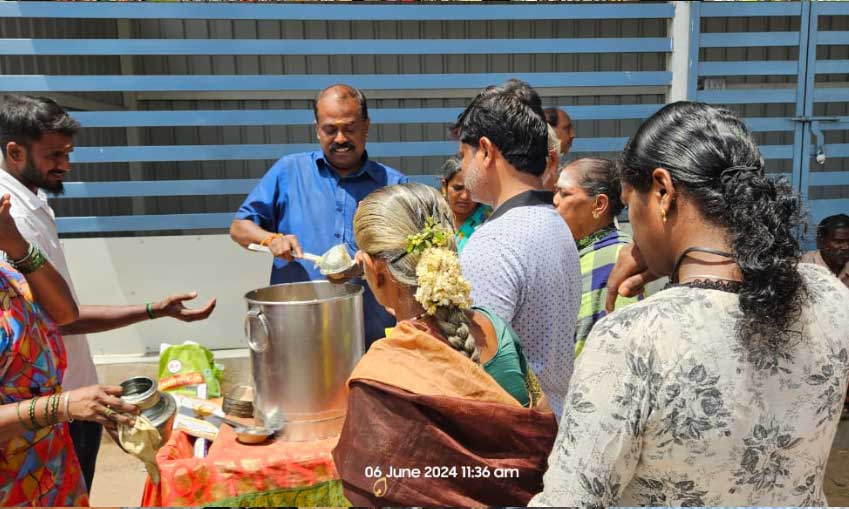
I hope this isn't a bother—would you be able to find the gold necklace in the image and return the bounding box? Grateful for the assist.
[678,274,743,284]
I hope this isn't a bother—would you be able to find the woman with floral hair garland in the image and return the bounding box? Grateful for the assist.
[332,183,558,507]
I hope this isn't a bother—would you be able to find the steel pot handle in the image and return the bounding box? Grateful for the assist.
[245,308,270,353]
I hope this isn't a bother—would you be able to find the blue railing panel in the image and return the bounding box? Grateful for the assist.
[759,145,795,160]
[69,104,666,128]
[55,213,235,234]
[700,32,800,48]
[63,176,444,199]
[700,2,802,18]
[814,88,849,103]
[810,200,849,225]
[61,179,259,199]
[693,0,849,237]
[815,60,849,75]
[70,138,632,164]
[407,175,441,189]
[0,37,672,56]
[817,31,849,46]
[818,2,849,16]
[696,89,797,104]
[819,119,849,131]
[824,144,849,158]
[698,61,798,77]
[0,72,673,92]
[0,2,675,21]
[743,118,797,132]
[808,172,849,187]
[2,1,676,234]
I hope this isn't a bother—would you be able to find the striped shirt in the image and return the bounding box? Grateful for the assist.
[574,226,642,357]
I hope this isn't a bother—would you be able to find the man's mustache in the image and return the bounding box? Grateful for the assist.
[330,142,355,152]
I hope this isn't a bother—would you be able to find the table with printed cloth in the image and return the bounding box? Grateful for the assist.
[141,424,348,507]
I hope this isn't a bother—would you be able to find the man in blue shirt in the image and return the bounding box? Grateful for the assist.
[230,84,407,346]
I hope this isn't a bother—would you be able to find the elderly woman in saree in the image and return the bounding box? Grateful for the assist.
[530,102,849,507]
[553,157,642,356]
[332,183,557,507]
[0,194,138,507]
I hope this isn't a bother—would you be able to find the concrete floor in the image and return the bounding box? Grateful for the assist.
[827,447,849,506]
[89,440,148,507]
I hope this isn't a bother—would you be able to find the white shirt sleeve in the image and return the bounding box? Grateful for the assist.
[1,212,47,259]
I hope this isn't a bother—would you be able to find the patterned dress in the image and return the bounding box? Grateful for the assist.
[530,263,849,507]
[0,264,88,507]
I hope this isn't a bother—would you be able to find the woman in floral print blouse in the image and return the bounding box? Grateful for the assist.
[529,102,849,507]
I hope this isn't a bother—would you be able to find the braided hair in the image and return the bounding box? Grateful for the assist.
[619,101,805,342]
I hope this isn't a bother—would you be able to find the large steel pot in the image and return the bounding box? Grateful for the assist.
[244,281,364,441]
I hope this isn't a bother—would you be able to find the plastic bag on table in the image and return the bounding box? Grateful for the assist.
[158,341,223,398]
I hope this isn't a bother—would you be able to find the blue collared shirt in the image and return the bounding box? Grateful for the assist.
[235,150,407,346]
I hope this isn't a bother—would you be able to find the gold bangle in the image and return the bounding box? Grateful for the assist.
[16,401,33,431]
[63,392,73,423]
[29,397,41,429]
[50,394,60,426]
[45,395,54,426]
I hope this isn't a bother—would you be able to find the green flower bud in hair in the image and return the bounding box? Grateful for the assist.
[404,217,451,256]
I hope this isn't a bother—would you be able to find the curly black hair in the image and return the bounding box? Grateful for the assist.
[619,101,805,342]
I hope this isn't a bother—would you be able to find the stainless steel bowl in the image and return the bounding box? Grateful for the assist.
[233,425,274,444]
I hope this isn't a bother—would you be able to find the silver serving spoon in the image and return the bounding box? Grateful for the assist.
[247,243,362,282]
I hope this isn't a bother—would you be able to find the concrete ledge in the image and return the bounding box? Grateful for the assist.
[94,348,251,389]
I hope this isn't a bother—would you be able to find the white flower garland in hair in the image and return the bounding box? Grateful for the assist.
[401,216,473,316]
[414,247,473,316]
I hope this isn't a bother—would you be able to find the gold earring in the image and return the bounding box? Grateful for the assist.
[660,208,667,223]
[592,211,600,219]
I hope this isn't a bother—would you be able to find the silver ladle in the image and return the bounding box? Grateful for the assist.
[247,242,362,283]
